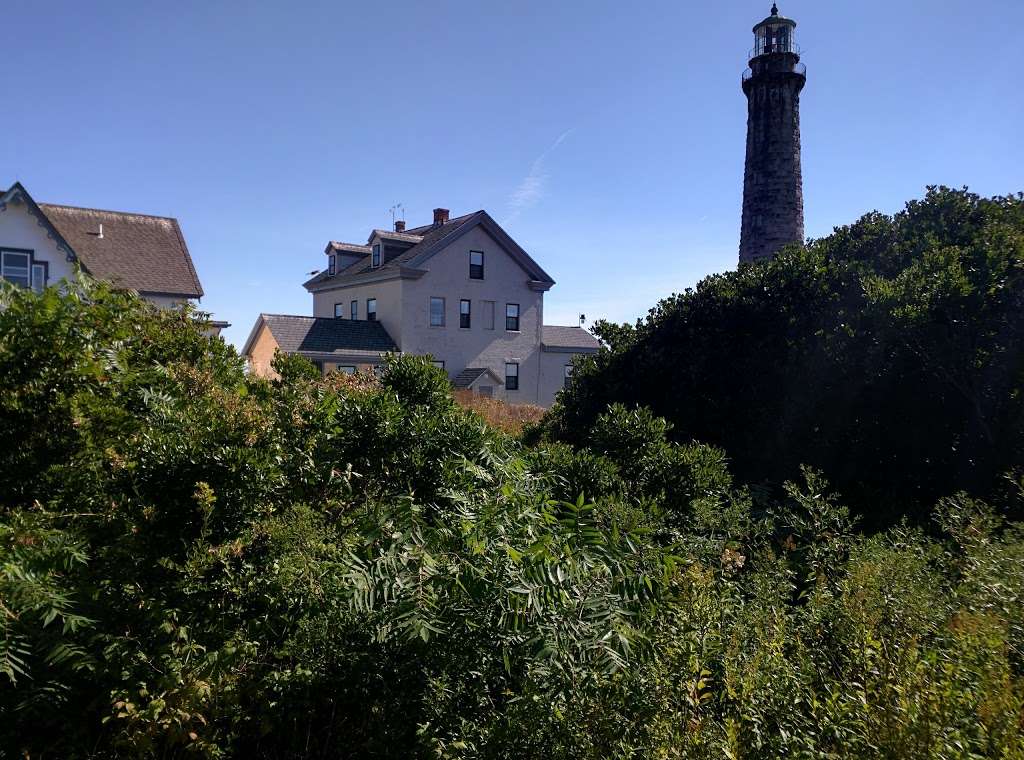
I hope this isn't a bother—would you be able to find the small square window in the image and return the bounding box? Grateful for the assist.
[431,360,445,370]
[430,297,445,327]
[505,303,520,331]
[351,300,358,320]
[372,244,381,268]
[459,299,471,329]
[367,298,377,321]
[334,302,344,318]
[470,250,484,279]
[505,362,519,391]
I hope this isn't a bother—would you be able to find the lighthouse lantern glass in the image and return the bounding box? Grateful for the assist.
[755,23,795,56]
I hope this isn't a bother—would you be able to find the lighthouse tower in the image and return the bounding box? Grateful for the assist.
[739,4,806,263]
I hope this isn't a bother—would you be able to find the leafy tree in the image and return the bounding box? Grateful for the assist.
[545,187,1024,526]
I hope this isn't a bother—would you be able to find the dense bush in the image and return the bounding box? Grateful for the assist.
[545,187,1024,526]
[2,280,1023,758]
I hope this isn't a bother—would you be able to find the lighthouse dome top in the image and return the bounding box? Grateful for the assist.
[752,4,797,33]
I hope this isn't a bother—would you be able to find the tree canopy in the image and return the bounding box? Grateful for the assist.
[545,187,1024,526]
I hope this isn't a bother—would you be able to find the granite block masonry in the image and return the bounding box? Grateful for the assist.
[739,4,806,264]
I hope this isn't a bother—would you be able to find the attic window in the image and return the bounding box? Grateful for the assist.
[372,244,381,268]
[470,250,484,279]
[328,255,336,276]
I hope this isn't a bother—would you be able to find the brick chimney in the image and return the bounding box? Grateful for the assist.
[433,208,450,226]
[394,220,406,233]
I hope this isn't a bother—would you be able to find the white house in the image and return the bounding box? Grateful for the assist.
[243,207,599,407]
[0,182,226,332]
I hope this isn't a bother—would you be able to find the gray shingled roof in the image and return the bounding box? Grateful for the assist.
[305,212,481,288]
[38,203,203,298]
[452,367,502,388]
[541,325,601,353]
[261,314,397,355]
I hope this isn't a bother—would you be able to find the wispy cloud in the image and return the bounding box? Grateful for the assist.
[504,129,574,224]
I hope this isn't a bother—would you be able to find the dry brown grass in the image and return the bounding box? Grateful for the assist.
[453,389,546,436]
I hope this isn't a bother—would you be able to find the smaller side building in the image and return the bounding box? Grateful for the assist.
[244,314,398,376]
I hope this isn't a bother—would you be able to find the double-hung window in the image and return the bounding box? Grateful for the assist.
[459,299,471,329]
[328,255,336,276]
[505,362,519,391]
[505,303,520,331]
[334,302,344,318]
[564,364,574,389]
[31,263,46,293]
[350,300,358,320]
[469,250,484,279]
[430,297,445,327]
[367,298,377,321]
[372,244,381,268]
[1,250,31,289]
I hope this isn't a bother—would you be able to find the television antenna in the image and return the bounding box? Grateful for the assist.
[389,203,405,226]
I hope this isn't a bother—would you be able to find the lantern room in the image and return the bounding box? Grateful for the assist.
[752,3,798,58]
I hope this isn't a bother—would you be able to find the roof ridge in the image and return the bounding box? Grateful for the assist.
[39,202,178,222]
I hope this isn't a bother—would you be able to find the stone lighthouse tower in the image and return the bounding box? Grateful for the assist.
[739,4,806,263]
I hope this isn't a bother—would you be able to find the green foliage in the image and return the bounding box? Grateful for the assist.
[545,187,1024,526]
[1,277,1023,758]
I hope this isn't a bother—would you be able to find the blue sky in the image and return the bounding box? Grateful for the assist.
[4,1,1022,348]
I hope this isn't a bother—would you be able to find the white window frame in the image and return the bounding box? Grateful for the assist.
[505,303,520,332]
[366,298,377,321]
[505,362,519,391]
[334,302,345,318]
[429,297,446,327]
[1,249,33,290]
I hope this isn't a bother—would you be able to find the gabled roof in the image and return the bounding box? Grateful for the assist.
[243,314,398,359]
[327,241,372,255]
[305,210,555,290]
[541,325,601,354]
[452,367,504,388]
[2,182,203,298]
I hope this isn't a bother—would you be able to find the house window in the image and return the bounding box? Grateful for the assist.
[367,298,377,321]
[459,299,471,329]
[31,263,47,293]
[505,303,520,331]
[1,250,31,289]
[334,302,345,318]
[482,300,495,330]
[350,300,358,320]
[505,362,519,391]
[338,365,356,375]
[372,244,381,268]
[470,250,484,279]
[431,360,445,369]
[430,297,445,327]
[564,364,574,389]
[328,255,336,276]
